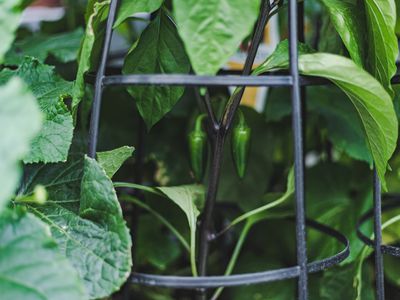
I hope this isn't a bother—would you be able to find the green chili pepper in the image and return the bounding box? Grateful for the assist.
[188,114,208,182]
[231,110,251,179]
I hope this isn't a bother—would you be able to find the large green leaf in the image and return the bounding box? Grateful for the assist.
[255,41,398,189]
[157,185,204,276]
[365,0,397,92]
[97,145,134,178]
[318,0,365,66]
[122,10,190,129]
[319,0,398,92]
[308,86,372,163]
[172,0,261,75]
[5,28,83,65]
[0,0,24,63]
[0,208,86,300]
[73,0,110,113]
[0,78,42,212]
[114,0,164,28]
[21,156,132,299]
[0,57,74,163]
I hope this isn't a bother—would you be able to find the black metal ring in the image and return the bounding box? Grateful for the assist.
[131,217,349,289]
[357,195,400,257]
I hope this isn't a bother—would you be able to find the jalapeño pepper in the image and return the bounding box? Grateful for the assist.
[231,110,251,179]
[188,114,208,182]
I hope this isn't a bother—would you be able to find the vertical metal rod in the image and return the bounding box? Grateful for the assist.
[88,0,120,157]
[288,0,308,299]
[373,169,385,300]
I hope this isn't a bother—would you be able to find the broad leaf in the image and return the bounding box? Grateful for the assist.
[255,41,398,189]
[21,156,132,298]
[0,208,86,300]
[97,145,135,178]
[73,0,110,113]
[0,0,25,63]
[308,86,372,163]
[0,78,42,212]
[114,0,164,28]
[5,28,83,65]
[157,185,204,235]
[122,10,190,129]
[320,0,398,92]
[318,0,365,66]
[0,58,74,163]
[157,185,204,276]
[364,0,398,92]
[264,86,372,163]
[172,0,261,75]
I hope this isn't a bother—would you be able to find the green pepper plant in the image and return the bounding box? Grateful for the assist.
[1,0,400,299]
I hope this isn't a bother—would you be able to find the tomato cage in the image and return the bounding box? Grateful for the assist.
[85,0,394,299]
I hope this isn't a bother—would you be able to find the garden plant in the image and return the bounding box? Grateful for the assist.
[2,0,400,299]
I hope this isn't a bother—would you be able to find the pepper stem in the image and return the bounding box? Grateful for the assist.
[237,109,246,127]
[194,113,207,132]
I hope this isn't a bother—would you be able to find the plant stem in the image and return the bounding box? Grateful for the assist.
[120,195,190,252]
[221,0,272,131]
[114,182,164,197]
[195,2,272,299]
[197,131,226,274]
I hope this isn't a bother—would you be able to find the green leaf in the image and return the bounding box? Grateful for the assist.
[21,156,132,298]
[73,0,110,113]
[113,0,164,28]
[172,0,261,75]
[318,0,365,66]
[0,58,74,163]
[5,28,83,65]
[319,0,398,92]
[0,208,86,300]
[308,86,372,163]
[157,185,205,276]
[255,41,398,189]
[122,10,190,129]
[0,78,42,212]
[364,0,398,92]
[97,145,135,178]
[0,0,25,63]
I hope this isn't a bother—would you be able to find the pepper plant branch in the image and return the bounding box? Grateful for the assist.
[221,0,272,132]
[203,89,219,130]
[197,132,226,274]
[195,2,274,298]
